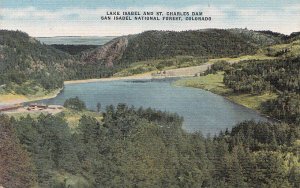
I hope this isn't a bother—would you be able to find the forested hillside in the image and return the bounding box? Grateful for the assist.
[84,29,284,66]
[288,32,300,42]
[0,30,115,95]
[51,44,99,55]
[222,57,300,124]
[0,29,290,96]
[0,30,68,94]
[0,103,299,187]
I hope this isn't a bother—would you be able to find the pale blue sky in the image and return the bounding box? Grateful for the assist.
[2,0,298,10]
[1,0,299,36]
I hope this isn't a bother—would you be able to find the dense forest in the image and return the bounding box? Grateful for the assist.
[51,44,99,55]
[216,57,300,124]
[223,58,300,94]
[200,52,300,124]
[119,29,282,63]
[0,30,117,94]
[203,55,300,125]
[1,102,299,187]
[0,30,67,94]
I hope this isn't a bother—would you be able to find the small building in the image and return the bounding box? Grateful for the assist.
[29,103,47,109]
[27,103,48,111]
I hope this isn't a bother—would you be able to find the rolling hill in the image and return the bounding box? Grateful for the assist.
[0,30,73,94]
[81,29,285,67]
[0,28,295,96]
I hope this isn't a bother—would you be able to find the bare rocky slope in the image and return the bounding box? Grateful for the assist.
[80,37,128,67]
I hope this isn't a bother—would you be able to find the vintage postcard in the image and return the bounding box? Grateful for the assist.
[0,0,300,187]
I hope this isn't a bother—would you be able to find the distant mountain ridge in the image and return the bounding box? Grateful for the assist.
[37,36,117,45]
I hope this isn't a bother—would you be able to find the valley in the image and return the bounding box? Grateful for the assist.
[1,29,300,115]
[1,28,300,188]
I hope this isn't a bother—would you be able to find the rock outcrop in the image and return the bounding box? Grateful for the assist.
[81,36,128,67]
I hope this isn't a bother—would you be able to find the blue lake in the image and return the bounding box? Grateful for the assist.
[40,79,268,135]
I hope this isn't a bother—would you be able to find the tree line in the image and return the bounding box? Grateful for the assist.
[205,57,300,124]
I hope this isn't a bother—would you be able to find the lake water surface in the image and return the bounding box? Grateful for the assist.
[40,79,268,135]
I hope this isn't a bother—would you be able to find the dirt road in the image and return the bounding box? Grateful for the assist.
[154,62,212,77]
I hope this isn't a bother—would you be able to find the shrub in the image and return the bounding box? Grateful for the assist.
[63,97,86,111]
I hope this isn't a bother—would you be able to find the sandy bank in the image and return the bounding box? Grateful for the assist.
[64,72,153,85]
[64,63,212,85]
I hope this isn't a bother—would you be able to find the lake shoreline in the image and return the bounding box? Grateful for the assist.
[1,68,277,126]
[64,72,153,85]
[1,64,210,105]
[0,88,63,106]
[0,73,180,106]
[219,93,279,123]
[174,78,280,124]
[0,73,153,106]
[38,77,270,134]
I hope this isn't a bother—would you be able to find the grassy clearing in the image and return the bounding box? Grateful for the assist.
[175,72,230,94]
[0,94,27,104]
[174,72,277,111]
[0,88,62,105]
[262,39,300,58]
[6,108,103,130]
[207,54,277,64]
[114,56,207,77]
[26,88,62,101]
[226,93,278,110]
[51,171,92,188]
[115,53,279,78]
[57,108,103,129]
